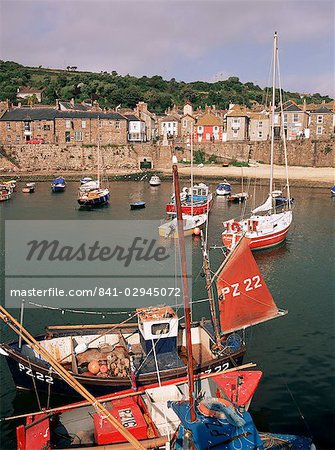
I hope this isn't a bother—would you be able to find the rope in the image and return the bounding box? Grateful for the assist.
[28,301,131,316]
[27,357,42,411]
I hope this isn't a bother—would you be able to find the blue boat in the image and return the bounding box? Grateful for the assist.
[331,185,335,196]
[130,201,146,210]
[170,397,315,450]
[51,177,66,192]
[216,180,232,196]
[77,188,110,208]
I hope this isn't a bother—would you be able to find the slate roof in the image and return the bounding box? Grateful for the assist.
[309,106,333,114]
[124,114,141,121]
[161,114,180,122]
[59,101,91,111]
[0,108,126,121]
[275,101,304,113]
[17,87,44,94]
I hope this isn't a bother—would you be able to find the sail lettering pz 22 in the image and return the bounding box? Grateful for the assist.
[25,237,169,267]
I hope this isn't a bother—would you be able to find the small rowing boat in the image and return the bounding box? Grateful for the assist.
[130,201,146,210]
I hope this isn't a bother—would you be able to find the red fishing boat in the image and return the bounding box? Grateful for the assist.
[166,183,213,215]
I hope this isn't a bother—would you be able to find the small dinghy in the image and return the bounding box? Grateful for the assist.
[80,176,92,184]
[22,183,35,193]
[149,175,161,186]
[227,192,249,203]
[331,185,335,196]
[130,201,146,210]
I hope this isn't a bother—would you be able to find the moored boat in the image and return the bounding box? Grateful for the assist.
[130,201,146,210]
[149,175,161,186]
[222,33,293,252]
[158,213,206,238]
[331,185,335,196]
[80,176,93,184]
[166,183,213,215]
[216,179,232,196]
[77,187,110,208]
[227,192,249,203]
[0,184,13,201]
[21,183,35,193]
[51,176,66,192]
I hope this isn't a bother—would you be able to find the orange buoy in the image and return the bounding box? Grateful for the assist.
[88,360,100,374]
[193,227,201,236]
[99,364,108,374]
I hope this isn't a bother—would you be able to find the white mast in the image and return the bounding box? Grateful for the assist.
[190,122,194,215]
[97,116,100,187]
[269,32,277,204]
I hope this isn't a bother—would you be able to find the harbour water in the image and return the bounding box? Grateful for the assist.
[0,180,334,449]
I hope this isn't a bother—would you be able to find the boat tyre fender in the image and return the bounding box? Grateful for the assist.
[231,221,241,233]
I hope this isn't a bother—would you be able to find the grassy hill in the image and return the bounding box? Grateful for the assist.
[0,60,332,114]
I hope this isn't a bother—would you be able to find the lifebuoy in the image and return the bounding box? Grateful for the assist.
[231,221,241,233]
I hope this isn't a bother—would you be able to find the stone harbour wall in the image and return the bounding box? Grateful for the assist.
[0,139,333,173]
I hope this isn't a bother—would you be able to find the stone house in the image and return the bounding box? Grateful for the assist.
[248,112,270,141]
[274,100,309,140]
[307,106,335,140]
[134,102,157,141]
[194,113,223,143]
[225,105,249,141]
[17,87,43,103]
[159,114,180,138]
[180,113,196,140]
[124,114,147,142]
[0,107,128,145]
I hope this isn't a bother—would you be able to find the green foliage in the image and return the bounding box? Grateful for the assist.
[230,160,249,167]
[208,154,217,164]
[324,145,332,154]
[0,60,332,112]
[194,150,205,164]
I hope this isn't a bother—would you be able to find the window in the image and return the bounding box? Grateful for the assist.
[65,131,71,142]
[317,115,323,124]
[258,131,263,138]
[283,114,288,123]
[214,126,219,131]
[115,120,120,129]
[6,135,11,141]
[151,323,170,336]
[43,124,50,131]
[258,121,263,128]
[66,120,71,129]
[82,120,87,129]
[16,135,20,142]
[316,126,323,135]
[233,130,238,137]
[206,133,210,140]
[233,118,240,124]
[75,131,83,141]
[99,120,103,128]
[183,120,187,127]
[6,122,11,130]
[198,126,203,133]
[293,113,299,122]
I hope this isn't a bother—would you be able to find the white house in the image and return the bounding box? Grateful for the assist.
[125,115,146,142]
[160,115,180,138]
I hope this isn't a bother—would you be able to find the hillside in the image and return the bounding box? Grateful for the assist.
[0,61,332,114]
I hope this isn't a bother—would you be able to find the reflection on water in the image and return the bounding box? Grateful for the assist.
[0,180,334,449]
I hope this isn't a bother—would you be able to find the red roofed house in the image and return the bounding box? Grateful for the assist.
[194,113,223,143]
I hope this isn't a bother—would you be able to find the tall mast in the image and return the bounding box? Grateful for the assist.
[270,32,277,202]
[97,116,100,186]
[0,305,146,450]
[201,234,221,347]
[172,155,196,422]
[190,122,194,215]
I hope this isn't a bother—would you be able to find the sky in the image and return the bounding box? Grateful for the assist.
[0,0,334,96]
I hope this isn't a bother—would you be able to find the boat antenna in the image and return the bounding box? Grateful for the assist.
[172,155,196,422]
[0,305,146,450]
[269,31,278,212]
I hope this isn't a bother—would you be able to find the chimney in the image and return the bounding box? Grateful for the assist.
[303,98,306,112]
[56,99,60,110]
[70,98,75,107]
[18,102,22,108]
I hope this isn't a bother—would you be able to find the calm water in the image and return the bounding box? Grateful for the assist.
[0,180,334,449]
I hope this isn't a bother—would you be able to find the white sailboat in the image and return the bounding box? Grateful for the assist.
[78,119,110,208]
[222,32,293,251]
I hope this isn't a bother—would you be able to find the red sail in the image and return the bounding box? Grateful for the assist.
[216,238,285,334]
